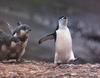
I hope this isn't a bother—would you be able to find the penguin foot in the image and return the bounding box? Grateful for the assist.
[56,63,62,66]
[68,58,79,64]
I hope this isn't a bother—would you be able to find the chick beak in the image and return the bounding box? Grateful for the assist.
[26,29,31,33]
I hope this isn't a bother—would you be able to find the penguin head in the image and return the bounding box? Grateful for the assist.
[13,22,31,37]
[58,16,68,29]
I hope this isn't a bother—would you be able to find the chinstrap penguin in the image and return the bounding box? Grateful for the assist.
[39,16,76,65]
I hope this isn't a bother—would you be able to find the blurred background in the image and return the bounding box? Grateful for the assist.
[0,0,100,63]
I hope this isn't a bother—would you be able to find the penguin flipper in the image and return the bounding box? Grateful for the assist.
[38,32,56,44]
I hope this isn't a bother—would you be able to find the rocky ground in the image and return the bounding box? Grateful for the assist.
[0,60,100,78]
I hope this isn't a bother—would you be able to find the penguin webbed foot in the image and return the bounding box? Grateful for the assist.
[56,63,62,66]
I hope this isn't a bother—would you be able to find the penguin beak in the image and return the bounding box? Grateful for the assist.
[26,29,31,33]
[63,16,66,19]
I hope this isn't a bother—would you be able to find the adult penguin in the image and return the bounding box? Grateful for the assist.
[39,16,76,65]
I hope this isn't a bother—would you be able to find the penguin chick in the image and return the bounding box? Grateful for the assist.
[0,29,20,61]
[38,16,75,65]
[9,22,31,62]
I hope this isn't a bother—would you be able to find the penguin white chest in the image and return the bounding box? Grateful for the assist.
[56,28,72,53]
[55,28,74,63]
